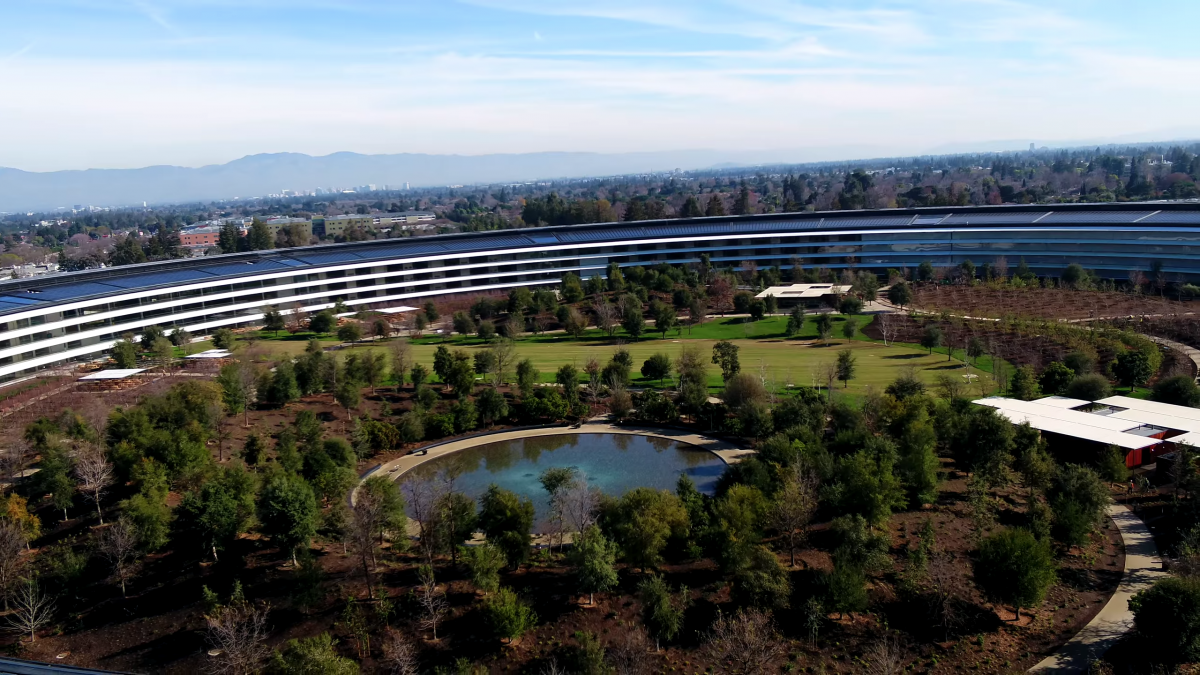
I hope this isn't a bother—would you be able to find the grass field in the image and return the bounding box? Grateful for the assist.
[226,313,1004,400]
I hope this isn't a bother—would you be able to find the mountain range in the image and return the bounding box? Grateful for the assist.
[0,149,845,213]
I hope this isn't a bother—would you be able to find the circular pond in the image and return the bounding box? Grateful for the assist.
[401,433,726,520]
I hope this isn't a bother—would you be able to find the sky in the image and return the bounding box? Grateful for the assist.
[1,0,1198,172]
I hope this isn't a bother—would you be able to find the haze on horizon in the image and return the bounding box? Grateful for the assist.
[1,0,1198,173]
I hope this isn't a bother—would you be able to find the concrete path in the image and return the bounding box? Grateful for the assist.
[1145,335,1200,381]
[353,420,753,503]
[1029,504,1166,673]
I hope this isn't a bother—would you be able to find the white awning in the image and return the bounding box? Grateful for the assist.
[80,368,147,380]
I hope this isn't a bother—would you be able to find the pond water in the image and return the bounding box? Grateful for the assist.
[401,433,726,520]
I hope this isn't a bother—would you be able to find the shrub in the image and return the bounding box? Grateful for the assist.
[1129,576,1200,666]
[484,587,537,642]
[1065,373,1112,401]
[1152,375,1200,408]
[974,528,1055,619]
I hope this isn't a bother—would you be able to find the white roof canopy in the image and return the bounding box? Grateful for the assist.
[755,284,851,299]
[973,397,1161,450]
[80,368,147,380]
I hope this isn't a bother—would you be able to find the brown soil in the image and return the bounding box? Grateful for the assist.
[910,284,1195,322]
[1,381,1128,674]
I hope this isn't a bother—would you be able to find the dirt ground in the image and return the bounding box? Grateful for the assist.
[911,284,1196,322]
[0,380,1128,674]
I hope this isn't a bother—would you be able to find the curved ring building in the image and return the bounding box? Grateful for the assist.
[0,203,1197,381]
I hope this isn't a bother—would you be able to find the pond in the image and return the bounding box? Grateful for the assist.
[400,433,726,521]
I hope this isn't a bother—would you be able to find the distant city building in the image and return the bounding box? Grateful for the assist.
[265,217,312,241]
[179,226,222,248]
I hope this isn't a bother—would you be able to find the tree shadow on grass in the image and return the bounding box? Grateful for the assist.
[883,354,925,360]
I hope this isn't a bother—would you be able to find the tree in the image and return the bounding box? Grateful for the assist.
[270,634,358,675]
[561,273,585,303]
[477,387,509,427]
[705,194,726,216]
[98,518,140,598]
[784,305,805,337]
[1129,576,1200,666]
[6,579,54,643]
[1065,373,1112,401]
[704,608,783,675]
[265,361,301,405]
[570,524,619,605]
[177,465,257,561]
[381,631,419,675]
[1009,365,1041,401]
[248,218,273,250]
[258,472,319,566]
[771,468,818,567]
[1113,349,1154,392]
[211,327,236,350]
[920,325,942,354]
[826,556,868,618]
[651,301,677,337]
[974,528,1056,619]
[337,322,363,344]
[461,543,506,595]
[1047,463,1109,546]
[835,348,856,388]
[887,281,912,308]
[620,300,645,340]
[732,546,791,609]
[484,587,537,643]
[111,337,138,368]
[841,317,858,340]
[0,522,27,611]
[607,488,688,570]
[478,485,535,568]
[515,359,539,398]
[1153,375,1200,407]
[308,310,335,334]
[1036,362,1074,396]
[640,353,672,386]
[417,565,449,640]
[712,340,741,382]
[967,337,985,366]
[639,574,688,650]
[838,295,862,315]
[263,306,286,336]
[74,449,113,524]
[556,364,580,405]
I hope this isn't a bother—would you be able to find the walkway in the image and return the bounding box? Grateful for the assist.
[1028,504,1166,673]
[353,419,754,503]
[1145,335,1200,381]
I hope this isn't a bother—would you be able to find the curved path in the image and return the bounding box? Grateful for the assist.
[353,420,753,503]
[1028,504,1166,673]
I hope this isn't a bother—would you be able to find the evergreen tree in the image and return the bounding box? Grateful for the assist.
[258,471,319,565]
[569,525,619,605]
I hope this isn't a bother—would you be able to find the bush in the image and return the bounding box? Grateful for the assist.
[722,372,768,409]
[484,587,537,642]
[1130,576,1200,666]
[974,528,1056,619]
[1065,373,1112,401]
[731,546,791,609]
[1038,362,1075,396]
[1048,464,1109,546]
[1152,375,1200,408]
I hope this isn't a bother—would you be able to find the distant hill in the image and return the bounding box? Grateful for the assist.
[0,149,827,212]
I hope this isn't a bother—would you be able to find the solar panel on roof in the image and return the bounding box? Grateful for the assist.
[200,260,295,277]
[273,257,308,267]
[823,217,913,228]
[528,234,560,244]
[941,213,1047,224]
[440,235,533,252]
[352,243,447,260]
[14,282,122,301]
[1040,212,1155,223]
[0,295,46,305]
[1141,212,1200,224]
[102,268,217,288]
[0,300,30,312]
[283,251,368,265]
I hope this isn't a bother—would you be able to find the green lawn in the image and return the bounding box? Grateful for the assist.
[233,313,1004,400]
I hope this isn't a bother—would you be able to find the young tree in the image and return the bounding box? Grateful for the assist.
[270,634,357,675]
[98,518,140,597]
[771,467,819,567]
[417,565,449,640]
[785,305,806,337]
[640,353,673,386]
[639,574,689,651]
[6,579,54,643]
[920,325,942,354]
[263,306,286,336]
[461,543,506,595]
[712,340,741,382]
[381,630,420,675]
[835,348,857,388]
[484,587,537,643]
[974,528,1056,620]
[607,488,689,570]
[478,485,535,568]
[814,312,833,345]
[258,472,319,566]
[841,317,858,340]
[1129,576,1200,667]
[704,608,783,675]
[1113,349,1154,392]
[0,522,27,611]
[569,525,619,605]
[886,281,912,308]
[74,449,113,524]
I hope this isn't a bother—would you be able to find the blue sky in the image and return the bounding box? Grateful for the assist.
[1,0,1198,171]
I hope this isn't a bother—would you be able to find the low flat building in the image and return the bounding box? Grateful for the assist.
[180,226,222,248]
[755,283,851,307]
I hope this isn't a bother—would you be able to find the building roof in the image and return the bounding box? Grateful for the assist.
[1096,395,1200,423]
[755,284,851,299]
[1027,395,1091,409]
[184,349,232,359]
[376,305,419,314]
[0,203,1197,317]
[973,397,1161,450]
[79,368,147,380]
